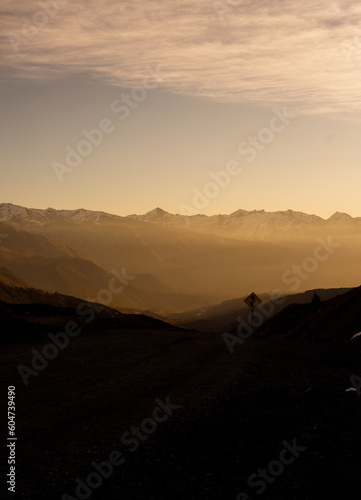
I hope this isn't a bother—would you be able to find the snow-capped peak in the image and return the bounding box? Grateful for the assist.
[0,203,120,226]
[327,211,353,222]
[144,208,170,218]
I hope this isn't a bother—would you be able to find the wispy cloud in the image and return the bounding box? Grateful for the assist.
[2,0,361,114]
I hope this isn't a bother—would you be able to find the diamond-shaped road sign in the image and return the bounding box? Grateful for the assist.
[244,292,262,310]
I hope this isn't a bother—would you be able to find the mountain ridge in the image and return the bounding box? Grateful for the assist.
[2,202,360,224]
[2,203,360,242]
[2,203,361,313]
[257,285,361,341]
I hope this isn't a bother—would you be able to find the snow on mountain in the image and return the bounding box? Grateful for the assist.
[128,207,349,240]
[0,203,121,227]
[128,207,172,221]
[327,211,356,224]
[0,203,31,222]
[1,203,361,241]
[144,207,170,219]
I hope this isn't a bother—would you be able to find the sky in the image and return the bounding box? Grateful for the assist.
[1,0,361,218]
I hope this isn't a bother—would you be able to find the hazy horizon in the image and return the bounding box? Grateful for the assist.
[2,0,361,313]
[0,201,360,221]
[2,1,361,219]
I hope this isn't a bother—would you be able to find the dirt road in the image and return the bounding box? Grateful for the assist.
[1,328,361,499]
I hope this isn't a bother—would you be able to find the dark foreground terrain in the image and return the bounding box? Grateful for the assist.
[1,326,361,499]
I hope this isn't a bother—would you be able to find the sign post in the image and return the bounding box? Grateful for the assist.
[244,292,262,324]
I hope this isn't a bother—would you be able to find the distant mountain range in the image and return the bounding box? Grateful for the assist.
[129,207,361,241]
[1,203,360,343]
[1,203,360,241]
[0,203,360,317]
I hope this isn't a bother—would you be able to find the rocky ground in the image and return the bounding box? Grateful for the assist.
[1,327,361,499]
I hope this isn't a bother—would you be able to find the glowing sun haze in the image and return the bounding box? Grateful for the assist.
[1,0,361,218]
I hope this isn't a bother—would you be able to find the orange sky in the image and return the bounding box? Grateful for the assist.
[1,0,361,218]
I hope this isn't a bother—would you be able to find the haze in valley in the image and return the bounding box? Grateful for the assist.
[2,2,361,499]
